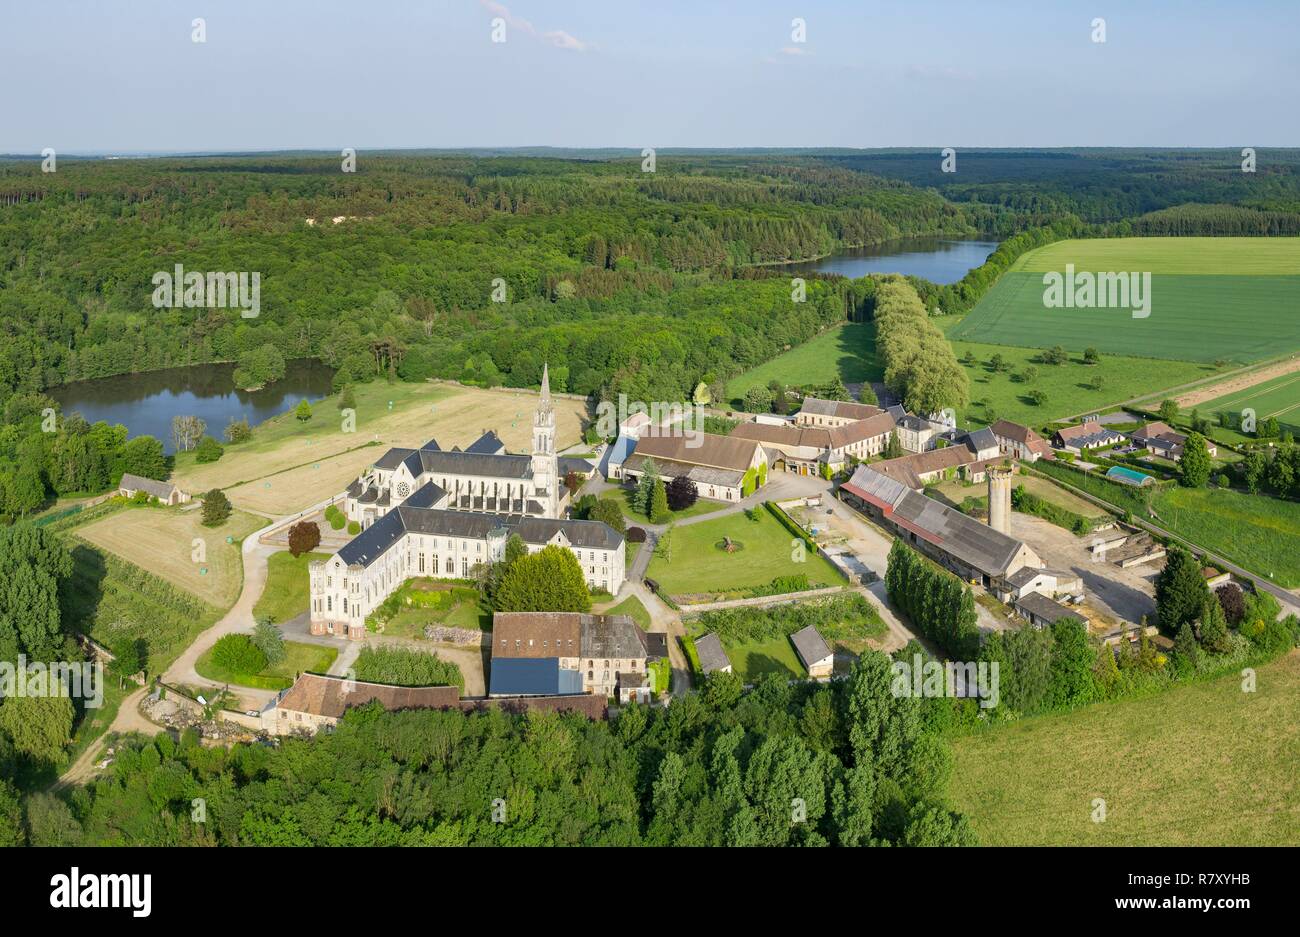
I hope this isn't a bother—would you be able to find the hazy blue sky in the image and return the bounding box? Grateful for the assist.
[2,0,1297,152]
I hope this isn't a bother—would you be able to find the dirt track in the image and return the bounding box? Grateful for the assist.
[1174,357,1300,408]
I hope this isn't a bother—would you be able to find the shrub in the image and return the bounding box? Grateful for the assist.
[201,489,232,527]
[589,498,625,533]
[288,521,321,557]
[347,520,361,535]
[1215,582,1246,625]
[626,526,646,543]
[252,619,286,665]
[211,634,267,674]
[354,646,464,690]
[224,418,252,444]
[194,435,224,464]
[295,398,313,422]
[666,475,698,511]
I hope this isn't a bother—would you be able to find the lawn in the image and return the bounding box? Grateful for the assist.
[598,489,725,525]
[646,510,844,597]
[75,503,264,609]
[950,237,1300,364]
[724,321,881,405]
[603,595,652,629]
[945,327,1223,426]
[1152,485,1300,587]
[368,579,492,638]
[196,640,338,691]
[721,636,807,682]
[172,381,589,514]
[949,650,1300,845]
[253,550,330,624]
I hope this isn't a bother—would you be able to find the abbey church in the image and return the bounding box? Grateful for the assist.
[308,366,626,639]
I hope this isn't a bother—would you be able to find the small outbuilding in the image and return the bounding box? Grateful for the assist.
[790,625,834,679]
[693,633,732,675]
[117,473,190,505]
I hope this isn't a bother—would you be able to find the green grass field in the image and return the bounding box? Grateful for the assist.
[253,550,330,624]
[721,636,807,682]
[946,326,1220,426]
[646,511,843,597]
[1153,486,1300,587]
[598,489,725,525]
[951,237,1300,364]
[1187,368,1300,441]
[195,640,338,691]
[949,650,1300,845]
[724,321,880,405]
[603,595,652,629]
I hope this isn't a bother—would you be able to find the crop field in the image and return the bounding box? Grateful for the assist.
[1183,367,1300,441]
[75,504,265,609]
[172,382,589,514]
[725,321,880,405]
[949,650,1300,845]
[951,237,1300,363]
[1152,486,1300,588]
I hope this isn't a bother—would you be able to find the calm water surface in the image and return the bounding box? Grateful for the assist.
[780,236,1000,283]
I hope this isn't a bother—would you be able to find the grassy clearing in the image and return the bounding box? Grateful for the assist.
[253,550,330,624]
[598,488,725,525]
[647,510,843,596]
[195,640,338,691]
[944,328,1223,426]
[172,382,589,514]
[603,595,652,630]
[75,504,263,609]
[720,636,807,682]
[368,579,492,638]
[724,321,880,405]
[949,650,1300,845]
[1152,486,1300,587]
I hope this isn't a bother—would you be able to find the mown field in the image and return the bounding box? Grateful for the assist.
[1188,367,1300,441]
[253,550,330,624]
[951,237,1300,364]
[950,650,1300,845]
[75,504,264,609]
[724,321,880,405]
[171,381,589,514]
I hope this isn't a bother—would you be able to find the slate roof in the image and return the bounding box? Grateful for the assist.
[1014,592,1086,625]
[989,420,1054,458]
[797,397,883,421]
[118,473,180,499]
[622,455,746,489]
[276,672,459,719]
[1055,421,1124,449]
[961,428,998,453]
[489,658,583,697]
[335,483,622,568]
[464,430,506,455]
[790,625,833,667]
[418,449,534,479]
[607,434,638,466]
[694,633,732,673]
[581,614,649,659]
[644,632,669,661]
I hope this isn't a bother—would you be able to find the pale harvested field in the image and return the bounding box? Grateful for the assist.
[173,383,588,515]
[1173,356,1300,408]
[75,506,266,609]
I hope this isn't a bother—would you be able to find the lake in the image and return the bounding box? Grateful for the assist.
[780,236,1000,283]
[50,359,335,453]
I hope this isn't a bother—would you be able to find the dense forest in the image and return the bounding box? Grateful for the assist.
[6,148,1298,423]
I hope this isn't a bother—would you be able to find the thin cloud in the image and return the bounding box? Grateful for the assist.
[780,46,809,56]
[481,1,590,52]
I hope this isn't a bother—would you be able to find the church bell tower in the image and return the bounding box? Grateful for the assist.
[532,363,559,517]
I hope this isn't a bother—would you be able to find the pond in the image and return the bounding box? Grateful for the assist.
[49,358,335,453]
[778,236,1000,284]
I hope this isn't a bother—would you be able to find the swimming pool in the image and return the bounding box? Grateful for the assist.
[1106,465,1154,487]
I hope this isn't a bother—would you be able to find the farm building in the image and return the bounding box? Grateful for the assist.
[989,420,1055,462]
[1013,592,1088,630]
[694,633,732,674]
[790,625,834,679]
[490,612,653,700]
[118,473,190,505]
[622,430,768,502]
[730,410,898,474]
[794,396,885,428]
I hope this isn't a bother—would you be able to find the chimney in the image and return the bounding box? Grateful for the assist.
[987,464,1014,535]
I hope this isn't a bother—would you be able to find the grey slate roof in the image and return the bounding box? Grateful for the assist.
[797,397,882,421]
[962,428,998,453]
[118,473,179,499]
[790,625,833,667]
[465,430,505,455]
[419,449,534,479]
[336,482,622,569]
[694,633,731,673]
[581,614,649,659]
[890,488,1027,578]
[373,447,418,471]
[1015,592,1086,625]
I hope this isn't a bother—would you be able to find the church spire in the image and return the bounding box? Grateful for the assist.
[539,362,553,410]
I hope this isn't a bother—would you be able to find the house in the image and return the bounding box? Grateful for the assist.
[617,671,653,704]
[1013,592,1088,630]
[1002,566,1084,602]
[893,412,942,452]
[490,612,652,699]
[622,430,767,502]
[345,364,563,528]
[1130,421,1217,461]
[1053,421,1125,453]
[794,396,885,428]
[989,420,1054,462]
[790,625,834,679]
[266,671,606,735]
[693,633,732,674]
[118,473,190,505]
[954,427,1000,461]
[868,428,1005,490]
[605,434,638,480]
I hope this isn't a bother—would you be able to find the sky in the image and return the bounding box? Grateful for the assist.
[2,0,1297,153]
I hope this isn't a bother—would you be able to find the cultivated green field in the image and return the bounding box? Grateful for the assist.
[1189,368,1300,440]
[1153,486,1300,587]
[952,237,1300,364]
[950,650,1300,845]
[725,321,880,405]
